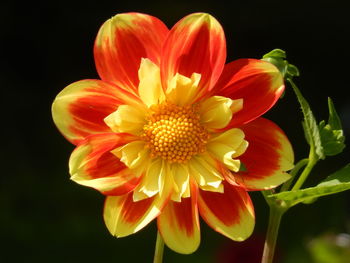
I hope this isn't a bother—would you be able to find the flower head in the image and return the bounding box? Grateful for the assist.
[52,12,294,254]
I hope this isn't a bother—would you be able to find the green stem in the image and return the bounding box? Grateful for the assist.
[280,158,309,192]
[292,149,318,191]
[261,206,286,263]
[153,231,165,263]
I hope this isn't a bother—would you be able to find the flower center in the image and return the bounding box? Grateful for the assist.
[142,102,209,163]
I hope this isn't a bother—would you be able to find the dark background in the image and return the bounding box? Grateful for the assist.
[1,0,349,262]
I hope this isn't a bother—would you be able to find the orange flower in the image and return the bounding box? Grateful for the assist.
[52,13,294,254]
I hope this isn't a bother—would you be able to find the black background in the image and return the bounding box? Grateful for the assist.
[1,0,350,262]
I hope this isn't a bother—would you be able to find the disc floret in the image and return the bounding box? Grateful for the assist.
[142,102,209,163]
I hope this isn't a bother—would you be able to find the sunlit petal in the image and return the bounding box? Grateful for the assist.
[104,105,146,135]
[234,118,294,190]
[207,128,247,172]
[69,133,140,195]
[94,13,168,93]
[198,182,255,241]
[52,80,140,144]
[158,181,200,254]
[161,13,226,94]
[112,141,149,170]
[170,163,191,202]
[189,154,223,192]
[166,73,201,106]
[214,59,284,127]
[138,58,165,107]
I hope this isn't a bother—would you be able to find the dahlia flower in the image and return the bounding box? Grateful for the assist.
[52,12,294,254]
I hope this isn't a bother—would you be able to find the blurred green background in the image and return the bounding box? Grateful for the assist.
[1,0,349,262]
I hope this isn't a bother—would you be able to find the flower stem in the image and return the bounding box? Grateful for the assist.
[261,206,285,263]
[280,158,309,192]
[153,231,165,263]
[291,149,318,191]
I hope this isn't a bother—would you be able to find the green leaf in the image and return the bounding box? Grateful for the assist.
[302,121,311,145]
[289,79,325,160]
[268,164,350,207]
[302,196,318,204]
[318,98,346,156]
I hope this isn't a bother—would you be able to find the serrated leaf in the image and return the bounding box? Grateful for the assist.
[289,80,325,160]
[268,164,350,207]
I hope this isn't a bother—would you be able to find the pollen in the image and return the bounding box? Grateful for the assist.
[141,102,210,163]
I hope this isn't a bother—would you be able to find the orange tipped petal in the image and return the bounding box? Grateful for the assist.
[94,13,169,94]
[52,79,140,145]
[214,59,284,127]
[69,133,140,195]
[157,181,200,254]
[198,182,255,241]
[235,118,294,190]
[161,13,226,95]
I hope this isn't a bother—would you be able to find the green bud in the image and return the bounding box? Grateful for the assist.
[318,98,346,156]
[262,48,299,80]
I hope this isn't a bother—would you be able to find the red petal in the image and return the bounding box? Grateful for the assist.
[69,133,140,195]
[214,59,284,127]
[94,13,169,94]
[52,79,140,145]
[161,13,226,95]
[157,180,200,254]
[198,182,255,241]
[235,118,294,190]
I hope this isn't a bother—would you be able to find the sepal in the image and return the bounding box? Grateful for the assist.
[262,48,300,81]
[318,98,346,156]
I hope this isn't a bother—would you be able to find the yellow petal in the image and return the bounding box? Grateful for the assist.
[233,140,249,158]
[170,163,190,202]
[138,58,165,107]
[189,155,223,192]
[112,141,149,170]
[230,98,243,115]
[207,128,247,172]
[133,159,171,201]
[104,105,146,135]
[166,73,201,106]
[199,96,241,130]
[200,183,224,193]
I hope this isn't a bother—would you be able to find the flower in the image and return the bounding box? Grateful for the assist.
[52,12,294,254]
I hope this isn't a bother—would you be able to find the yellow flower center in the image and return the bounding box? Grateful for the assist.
[142,102,210,163]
